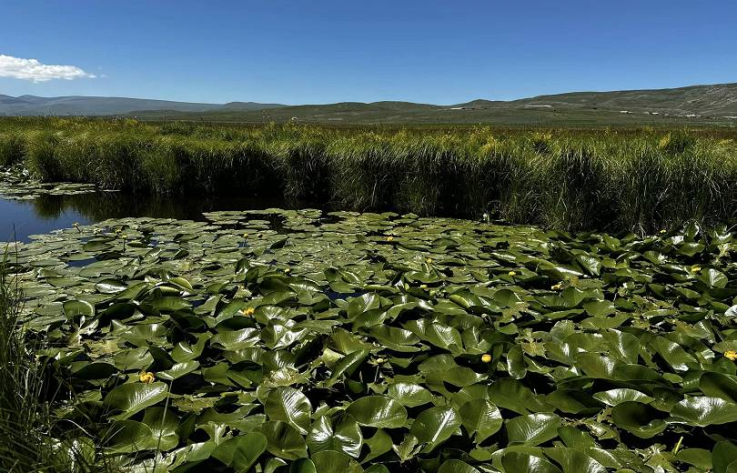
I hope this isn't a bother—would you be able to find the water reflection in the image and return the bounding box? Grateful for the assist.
[1,191,295,243]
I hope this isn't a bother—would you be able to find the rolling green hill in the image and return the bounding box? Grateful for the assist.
[127,83,737,126]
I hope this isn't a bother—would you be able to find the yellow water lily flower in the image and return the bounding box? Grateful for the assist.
[725,350,737,361]
[386,236,394,242]
[481,354,492,363]
[551,283,563,291]
[508,271,517,277]
[243,307,255,316]
[284,268,291,273]
[139,371,155,384]
[659,229,666,234]
[690,265,702,273]
[426,257,433,264]
[420,284,428,290]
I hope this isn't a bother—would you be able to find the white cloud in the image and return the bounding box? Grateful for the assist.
[0,54,96,82]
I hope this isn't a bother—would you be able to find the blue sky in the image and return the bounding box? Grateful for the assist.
[0,0,735,104]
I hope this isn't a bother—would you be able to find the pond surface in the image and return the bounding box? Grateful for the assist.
[0,191,293,243]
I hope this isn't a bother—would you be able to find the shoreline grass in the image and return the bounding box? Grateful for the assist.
[1,118,736,232]
[0,253,115,472]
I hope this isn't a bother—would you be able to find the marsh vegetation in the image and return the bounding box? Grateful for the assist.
[1,118,736,232]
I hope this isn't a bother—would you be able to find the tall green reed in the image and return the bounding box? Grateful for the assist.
[1,119,735,232]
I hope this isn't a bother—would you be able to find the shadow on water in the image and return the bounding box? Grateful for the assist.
[1,191,304,242]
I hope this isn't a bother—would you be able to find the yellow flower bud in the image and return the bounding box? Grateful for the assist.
[386,236,394,242]
[481,354,492,363]
[243,307,255,316]
[725,350,737,361]
[508,271,517,277]
[139,371,155,384]
[690,266,702,273]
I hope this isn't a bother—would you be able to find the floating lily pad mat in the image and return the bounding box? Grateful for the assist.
[0,166,97,201]
[3,209,737,472]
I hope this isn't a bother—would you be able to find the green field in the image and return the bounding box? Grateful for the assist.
[1,118,737,233]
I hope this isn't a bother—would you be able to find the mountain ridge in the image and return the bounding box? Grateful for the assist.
[2,83,737,124]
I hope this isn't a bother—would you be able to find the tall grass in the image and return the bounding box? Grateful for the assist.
[1,118,736,231]
[0,254,111,472]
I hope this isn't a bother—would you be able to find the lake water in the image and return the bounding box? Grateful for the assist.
[1,191,293,243]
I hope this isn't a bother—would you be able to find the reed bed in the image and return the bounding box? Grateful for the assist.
[1,118,736,232]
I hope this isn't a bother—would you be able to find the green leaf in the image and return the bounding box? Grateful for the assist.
[95,278,128,294]
[611,402,667,438]
[104,420,155,453]
[592,388,654,407]
[700,268,728,289]
[260,421,308,460]
[675,448,712,470]
[543,447,606,473]
[460,399,503,444]
[502,452,562,473]
[671,396,737,427]
[141,407,180,452]
[487,378,551,415]
[546,389,601,414]
[714,441,737,473]
[346,396,407,429]
[582,300,615,318]
[311,450,364,473]
[506,413,561,446]
[438,459,480,473]
[362,429,393,464]
[212,432,268,472]
[700,372,737,403]
[409,406,461,451]
[289,459,317,473]
[264,387,313,434]
[63,299,95,318]
[386,382,434,407]
[327,350,369,385]
[363,466,390,473]
[71,362,118,380]
[307,415,363,458]
[158,361,199,381]
[210,328,260,351]
[103,382,168,420]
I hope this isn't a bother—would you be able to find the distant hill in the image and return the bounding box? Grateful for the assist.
[0,95,284,116]
[1,83,737,125]
[507,83,737,116]
[127,83,737,125]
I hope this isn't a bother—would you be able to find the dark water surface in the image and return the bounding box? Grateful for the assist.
[1,191,293,242]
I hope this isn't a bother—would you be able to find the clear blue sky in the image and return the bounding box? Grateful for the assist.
[0,0,735,104]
